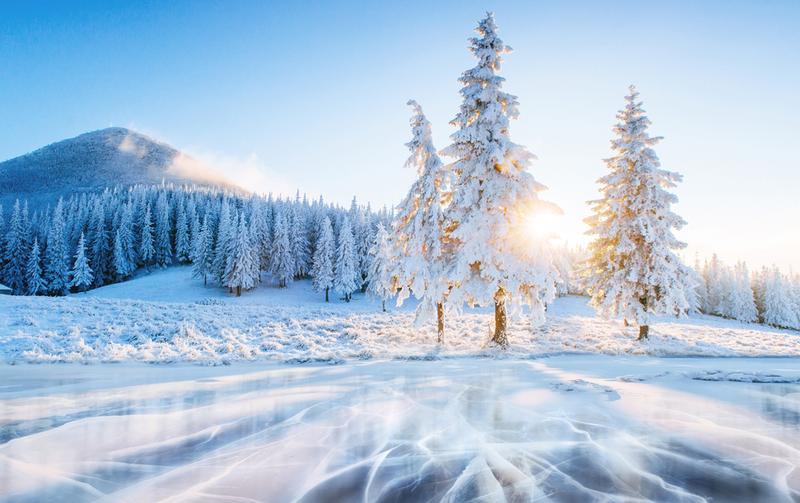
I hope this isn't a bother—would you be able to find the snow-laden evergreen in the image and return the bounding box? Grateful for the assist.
[25,238,46,296]
[69,232,94,291]
[154,192,172,267]
[334,216,359,302]
[290,202,310,278]
[393,100,452,336]
[270,207,295,288]
[584,86,694,340]
[311,216,335,302]
[225,214,259,296]
[762,267,799,329]
[44,199,69,296]
[440,13,558,346]
[139,204,155,268]
[191,215,214,285]
[367,223,397,312]
[87,200,110,287]
[175,201,191,263]
[729,262,758,323]
[2,200,29,293]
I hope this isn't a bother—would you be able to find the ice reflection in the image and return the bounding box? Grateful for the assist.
[759,385,800,428]
[0,360,798,502]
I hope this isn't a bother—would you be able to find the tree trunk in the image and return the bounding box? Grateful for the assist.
[623,318,629,327]
[382,299,386,312]
[638,325,649,340]
[236,285,241,297]
[436,302,444,344]
[325,287,329,303]
[492,289,509,348]
[203,274,207,286]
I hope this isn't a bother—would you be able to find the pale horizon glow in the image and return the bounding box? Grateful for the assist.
[0,1,797,271]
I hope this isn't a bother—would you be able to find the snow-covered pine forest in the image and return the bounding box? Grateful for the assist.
[0,186,392,300]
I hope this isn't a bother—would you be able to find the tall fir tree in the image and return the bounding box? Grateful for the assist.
[441,13,558,346]
[2,199,29,293]
[44,199,69,296]
[334,215,359,302]
[139,203,155,268]
[69,232,94,291]
[191,215,214,285]
[269,207,295,288]
[175,201,191,263]
[311,216,335,301]
[367,223,397,313]
[25,238,46,296]
[87,200,110,287]
[154,191,172,267]
[584,86,694,340]
[213,200,234,284]
[730,261,758,323]
[763,267,799,329]
[290,203,310,278]
[225,214,258,296]
[394,100,452,341]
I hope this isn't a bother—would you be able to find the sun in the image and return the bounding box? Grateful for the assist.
[522,209,563,243]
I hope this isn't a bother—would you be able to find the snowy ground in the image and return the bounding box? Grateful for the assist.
[1,356,798,502]
[0,266,798,364]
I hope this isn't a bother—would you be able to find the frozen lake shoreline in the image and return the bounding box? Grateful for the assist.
[1,355,799,502]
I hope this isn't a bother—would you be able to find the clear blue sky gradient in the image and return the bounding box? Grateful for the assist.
[1,1,798,270]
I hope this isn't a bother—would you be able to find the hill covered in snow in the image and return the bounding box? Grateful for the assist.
[0,127,240,208]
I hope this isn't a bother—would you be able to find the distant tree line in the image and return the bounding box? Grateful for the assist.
[0,185,391,299]
[693,254,800,330]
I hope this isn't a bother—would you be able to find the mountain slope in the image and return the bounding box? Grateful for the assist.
[0,127,240,207]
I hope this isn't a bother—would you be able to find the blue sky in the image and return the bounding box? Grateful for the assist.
[1,1,798,270]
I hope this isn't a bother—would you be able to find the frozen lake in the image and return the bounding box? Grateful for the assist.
[1,356,799,502]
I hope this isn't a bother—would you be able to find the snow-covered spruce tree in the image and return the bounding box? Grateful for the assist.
[251,202,272,274]
[175,201,191,263]
[44,199,70,296]
[87,200,110,287]
[139,204,155,268]
[441,13,558,347]
[763,267,799,329]
[702,254,725,315]
[25,238,46,295]
[334,215,359,302]
[729,261,758,323]
[269,207,295,288]
[225,214,258,296]
[69,232,94,292]
[692,255,708,314]
[290,203,310,278]
[311,215,335,301]
[584,86,694,340]
[213,200,234,285]
[191,215,214,285]
[394,100,452,341]
[2,199,29,293]
[715,265,735,318]
[154,191,172,267]
[113,203,136,280]
[113,228,133,279]
[367,223,397,312]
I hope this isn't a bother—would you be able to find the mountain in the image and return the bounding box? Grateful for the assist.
[0,127,240,208]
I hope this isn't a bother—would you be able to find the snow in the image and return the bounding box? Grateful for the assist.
[1,356,798,501]
[0,266,798,364]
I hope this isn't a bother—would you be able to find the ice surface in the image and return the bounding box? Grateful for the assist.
[1,356,798,502]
